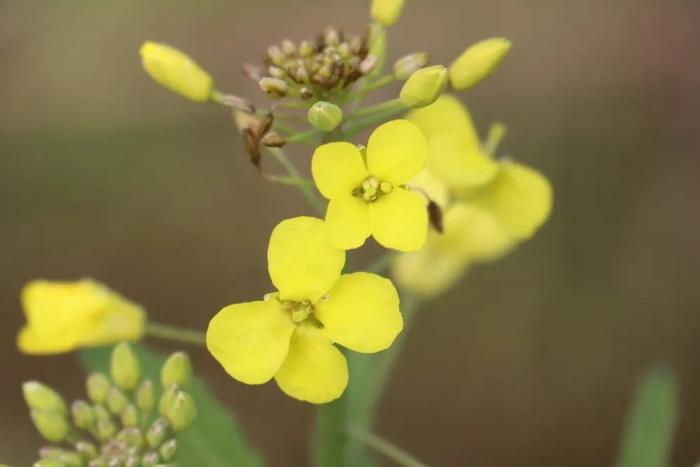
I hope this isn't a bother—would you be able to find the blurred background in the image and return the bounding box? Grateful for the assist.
[1,0,699,465]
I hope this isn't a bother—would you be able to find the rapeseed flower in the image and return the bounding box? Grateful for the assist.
[206,217,403,404]
[312,120,429,252]
[17,280,146,355]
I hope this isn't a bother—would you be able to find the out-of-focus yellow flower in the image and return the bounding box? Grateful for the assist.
[371,0,405,26]
[140,41,214,102]
[312,120,429,252]
[399,65,448,108]
[449,38,512,91]
[207,217,402,404]
[17,280,146,355]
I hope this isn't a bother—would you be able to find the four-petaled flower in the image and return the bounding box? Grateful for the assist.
[311,119,429,252]
[206,216,403,404]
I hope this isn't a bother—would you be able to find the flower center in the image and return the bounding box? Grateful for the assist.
[281,299,315,323]
[353,176,393,203]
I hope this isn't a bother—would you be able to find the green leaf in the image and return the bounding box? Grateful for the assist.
[615,365,679,467]
[80,344,264,467]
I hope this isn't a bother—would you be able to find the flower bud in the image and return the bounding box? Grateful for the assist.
[22,381,67,416]
[399,65,448,108]
[146,418,169,448]
[106,387,129,415]
[393,52,430,80]
[33,460,64,467]
[140,41,214,102]
[308,101,343,132]
[158,385,178,416]
[449,38,512,91]
[75,440,98,459]
[371,0,405,26]
[86,373,110,404]
[258,77,288,98]
[57,451,82,467]
[159,439,177,461]
[163,391,196,433]
[121,404,140,428]
[96,417,117,441]
[111,342,140,391]
[161,352,193,388]
[136,380,155,413]
[261,132,286,148]
[71,400,95,429]
[30,410,69,443]
[142,452,160,466]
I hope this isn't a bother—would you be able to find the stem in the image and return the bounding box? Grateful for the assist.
[366,252,394,275]
[265,174,315,188]
[287,128,322,145]
[346,427,429,467]
[350,98,404,119]
[364,75,395,92]
[267,147,325,215]
[144,322,206,346]
[483,122,507,156]
[344,106,408,137]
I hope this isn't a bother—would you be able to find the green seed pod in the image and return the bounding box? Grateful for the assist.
[86,373,110,404]
[136,380,155,413]
[161,352,193,389]
[399,65,448,108]
[30,410,69,443]
[22,381,67,416]
[111,342,141,391]
[106,387,129,415]
[307,101,343,132]
[70,400,95,429]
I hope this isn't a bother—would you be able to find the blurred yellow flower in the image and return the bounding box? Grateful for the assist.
[371,0,405,26]
[393,95,552,297]
[140,41,213,102]
[206,217,403,404]
[18,280,146,355]
[312,120,429,252]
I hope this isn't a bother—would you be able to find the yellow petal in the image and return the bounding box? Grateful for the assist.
[206,300,295,385]
[325,196,371,250]
[443,203,513,261]
[407,94,478,144]
[274,324,348,404]
[17,326,78,355]
[369,189,428,252]
[267,217,345,302]
[311,142,368,199]
[467,161,553,240]
[366,120,428,185]
[408,169,449,207]
[315,272,402,353]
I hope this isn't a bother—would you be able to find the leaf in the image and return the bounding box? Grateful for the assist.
[615,365,679,467]
[80,344,264,467]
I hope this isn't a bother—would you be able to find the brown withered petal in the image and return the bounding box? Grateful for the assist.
[255,113,274,139]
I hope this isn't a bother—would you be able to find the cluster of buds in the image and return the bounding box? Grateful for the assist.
[23,343,196,467]
[254,27,376,100]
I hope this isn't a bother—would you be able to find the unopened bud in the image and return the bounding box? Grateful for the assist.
[96,417,117,441]
[57,451,82,467]
[33,460,64,467]
[161,352,193,389]
[106,387,128,415]
[75,441,98,459]
[121,404,140,428]
[371,0,405,26]
[261,132,286,148]
[267,45,285,66]
[158,385,178,417]
[300,87,314,99]
[140,41,214,102]
[136,380,155,413]
[146,418,169,448]
[142,451,160,466]
[399,65,448,108]
[308,101,343,132]
[71,400,95,429]
[281,39,296,56]
[111,342,140,391]
[30,410,69,443]
[163,391,196,432]
[393,52,430,80]
[359,55,379,75]
[299,40,315,57]
[159,439,177,461]
[259,77,288,98]
[324,27,341,47]
[449,38,512,91]
[86,373,110,404]
[22,381,66,416]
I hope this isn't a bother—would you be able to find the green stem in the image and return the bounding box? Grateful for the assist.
[364,75,395,92]
[144,322,206,346]
[287,128,321,145]
[350,98,404,119]
[344,106,408,137]
[267,147,325,215]
[346,427,428,467]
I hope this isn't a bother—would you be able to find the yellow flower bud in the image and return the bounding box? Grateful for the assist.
[449,38,512,91]
[307,101,343,132]
[371,0,405,26]
[399,65,448,108]
[111,342,141,391]
[140,41,214,102]
[17,279,146,355]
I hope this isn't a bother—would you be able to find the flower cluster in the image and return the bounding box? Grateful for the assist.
[22,343,195,467]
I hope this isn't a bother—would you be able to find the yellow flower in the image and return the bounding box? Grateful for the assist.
[371,0,405,26]
[17,280,146,355]
[206,217,403,404]
[311,120,429,252]
[449,38,512,91]
[140,41,213,102]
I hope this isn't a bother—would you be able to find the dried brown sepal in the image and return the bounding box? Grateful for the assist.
[427,200,444,233]
[242,128,261,169]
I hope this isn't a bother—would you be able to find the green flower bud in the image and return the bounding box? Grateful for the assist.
[70,400,95,429]
[93,404,111,422]
[371,0,405,26]
[159,439,177,461]
[140,41,214,102]
[162,391,196,433]
[118,426,145,448]
[96,417,117,441]
[161,352,193,389]
[33,460,64,467]
[142,452,160,466]
[57,452,82,467]
[106,387,128,415]
[74,441,98,459]
[146,418,169,448]
[399,65,448,108]
[158,385,178,417]
[111,342,141,391]
[136,380,155,414]
[30,410,69,443]
[307,101,343,132]
[393,52,430,81]
[121,404,140,428]
[86,373,110,404]
[22,381,67,416]
[449,37,512,91]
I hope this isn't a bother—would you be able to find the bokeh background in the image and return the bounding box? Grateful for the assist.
[2,0,699,465]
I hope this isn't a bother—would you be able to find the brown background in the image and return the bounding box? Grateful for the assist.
[1,0,699,465]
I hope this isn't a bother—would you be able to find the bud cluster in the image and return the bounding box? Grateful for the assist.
[23,344,196,467]
[255,27,376,100]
